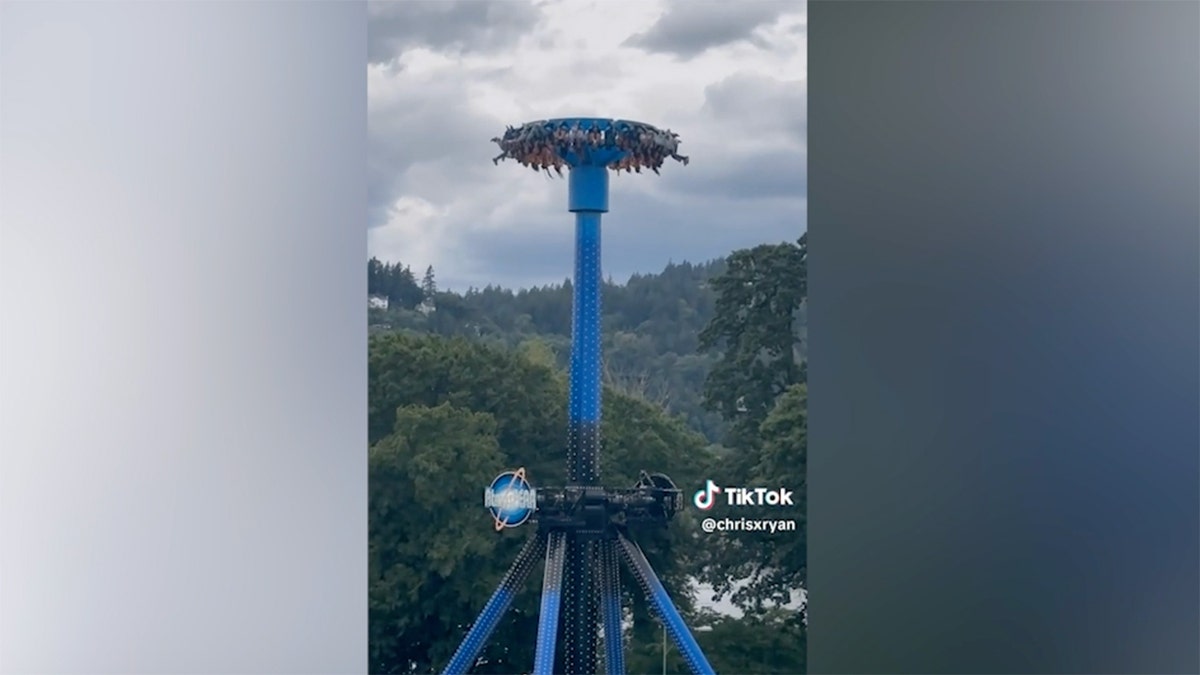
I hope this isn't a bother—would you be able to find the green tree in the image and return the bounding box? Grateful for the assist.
[517,337,559,372]
[699,609,806,675]
[749,384,807,607]
[422,265,437,300]
[692,237,807,673]
[367,256,732,445]
[368,257,424,310]
[365,244,808,672]
[703,384,807,612]
[368,332,716,673]
[624,607,806,675]
[699,235,806,449]
[369,403,515,673]
[368,333,565,481]
[368,257,386,296]
[394,264,424,309]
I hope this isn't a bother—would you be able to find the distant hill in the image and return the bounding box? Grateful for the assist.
[368,257,735,443]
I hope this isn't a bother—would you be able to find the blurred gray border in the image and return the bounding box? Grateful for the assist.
[1,2,367,672]
[809,1,1199,673]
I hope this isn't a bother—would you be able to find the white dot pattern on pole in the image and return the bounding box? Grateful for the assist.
[564,540,577,674]
[444,534,545,675]
[569,213,602,485]
[533,532,567,675]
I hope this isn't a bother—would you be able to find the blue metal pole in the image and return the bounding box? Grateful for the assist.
[563,162,608,673]
[599,539,626,675]
[534,532,568,675]
[617,533,716,675]
[443,535,546,675]
[566,163,607,486]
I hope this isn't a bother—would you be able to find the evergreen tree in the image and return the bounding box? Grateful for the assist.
[368,257,386,296]
[367,258,423,310]
[422,265,437,300]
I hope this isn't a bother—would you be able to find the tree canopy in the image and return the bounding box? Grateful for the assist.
[694,236,808,669]
[368,237,807,673]
[700,235,807,449]
[369,332,716,673]
[367,258,734,444]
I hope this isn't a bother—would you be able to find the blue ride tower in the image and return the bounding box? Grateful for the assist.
[565,153,609,488]
[442,118,712,675]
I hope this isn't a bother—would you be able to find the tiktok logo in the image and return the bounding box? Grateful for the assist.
[693,480,722,510]
[692,480,796,510]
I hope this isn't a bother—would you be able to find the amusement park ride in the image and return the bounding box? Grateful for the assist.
[440,118,714,675]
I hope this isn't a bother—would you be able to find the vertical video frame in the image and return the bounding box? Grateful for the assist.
[368,2,806,673]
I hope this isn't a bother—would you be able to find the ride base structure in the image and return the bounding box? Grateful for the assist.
[440,118,713,675]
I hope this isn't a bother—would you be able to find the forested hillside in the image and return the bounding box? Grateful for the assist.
[368,254,806,445]
[368,236,807,674]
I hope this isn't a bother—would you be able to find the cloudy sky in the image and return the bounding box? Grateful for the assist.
[368,0,806,292]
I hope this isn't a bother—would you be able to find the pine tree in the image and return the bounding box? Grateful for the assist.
[421,265,437,300]
[367,257,385,296]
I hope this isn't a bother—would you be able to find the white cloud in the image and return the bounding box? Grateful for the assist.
[369,0,806,291]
